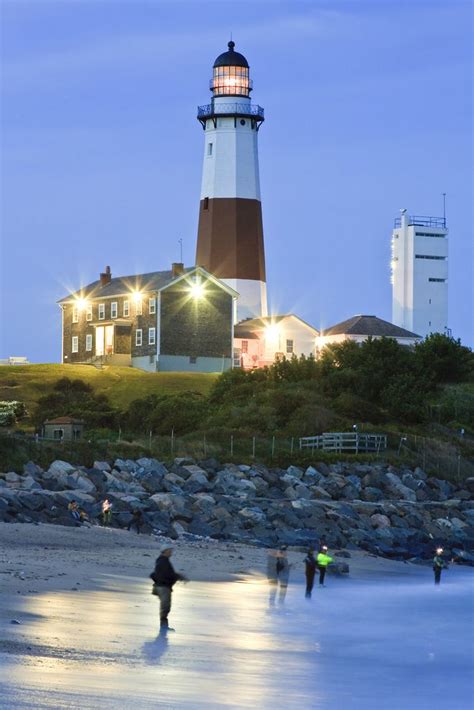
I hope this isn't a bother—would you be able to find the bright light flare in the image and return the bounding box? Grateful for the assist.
[132,291,142,303]
[265,323,280,344]
[190,281,205,299]
[75,297,88,311]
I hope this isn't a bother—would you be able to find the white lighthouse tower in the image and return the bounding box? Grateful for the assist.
[196,41,267,321]
[391,210,449,338]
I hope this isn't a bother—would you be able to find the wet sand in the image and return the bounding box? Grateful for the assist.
[1,524,473,709]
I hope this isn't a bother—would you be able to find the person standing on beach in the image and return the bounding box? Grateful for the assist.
[102,499,112,526]
[433,547,447,585]
[128,509,144,534]
[151,546,187,632]
[304,548,317,598]
[267,546,290,606]
[316,546,333,587]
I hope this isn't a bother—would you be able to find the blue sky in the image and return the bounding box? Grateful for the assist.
[1,0,472,361]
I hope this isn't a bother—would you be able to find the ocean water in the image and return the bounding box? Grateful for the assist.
[1,567,473,709]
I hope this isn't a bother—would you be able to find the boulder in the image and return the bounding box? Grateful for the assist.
[183,471,210,494]
[370,513,391,529]
[69,472,96,494]
[463,478,474,494]
[361,486,383,502]
[23,462,43,478]
[93,461,111,472]
[413,467,428,481]
[238,507,267,527]
[47,460,76,477]
[294,483,312,500]
[286,465,304,480]
[385,472,416,502]
[312,486,332,500]
[138,471,165,494]
[21,476,42,491]
[5,472,21,484]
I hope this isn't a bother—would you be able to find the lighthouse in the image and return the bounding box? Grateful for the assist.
[196,41,268,321]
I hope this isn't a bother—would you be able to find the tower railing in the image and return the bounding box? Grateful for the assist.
[197,103,265,120]
[393,215,447,229]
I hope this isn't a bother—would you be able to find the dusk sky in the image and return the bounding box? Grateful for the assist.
[1,0,472,361]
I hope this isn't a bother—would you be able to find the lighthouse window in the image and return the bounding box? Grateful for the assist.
[207,143,213,156]
[240,119,246,126]
[203,197,209,210]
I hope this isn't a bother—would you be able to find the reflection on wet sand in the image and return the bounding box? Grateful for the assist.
[0,571,472,709]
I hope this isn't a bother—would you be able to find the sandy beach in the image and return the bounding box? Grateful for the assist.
[1,523,473,710]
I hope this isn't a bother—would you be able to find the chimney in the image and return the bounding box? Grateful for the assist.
[172,262,184,278]
[100,265,112,286]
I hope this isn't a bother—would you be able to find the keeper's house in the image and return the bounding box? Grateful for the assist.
[58,264,236,373]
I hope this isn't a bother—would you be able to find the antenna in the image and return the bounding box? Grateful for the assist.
[178,238,183,263]
[442,192,447,226]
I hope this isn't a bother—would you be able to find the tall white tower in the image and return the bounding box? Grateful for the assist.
[196,41,267,322]
[391,211,449,338]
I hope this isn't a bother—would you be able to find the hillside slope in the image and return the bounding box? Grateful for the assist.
[0,364,217,418]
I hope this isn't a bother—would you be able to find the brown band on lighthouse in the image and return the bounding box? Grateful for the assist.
[196,197,266,282]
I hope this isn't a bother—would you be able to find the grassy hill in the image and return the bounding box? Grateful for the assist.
[0,364,217,421]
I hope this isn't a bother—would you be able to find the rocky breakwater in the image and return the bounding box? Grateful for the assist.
[1,459,473,564]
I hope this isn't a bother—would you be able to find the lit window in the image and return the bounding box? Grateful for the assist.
[208,143,213,156]
[86,334,93,351]
[149,298,156,315]
[72,336,79,353]
[148,327,156,345]
[72,307,79,323]
[98,303,105,320]
[241,340,248,354]
[111,302,118,319]
[286,339,294,354]
[135,329,142,346]
[86,305,92,321]
[123,300,130,317]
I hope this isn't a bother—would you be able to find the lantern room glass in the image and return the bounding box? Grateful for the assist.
[212,66,251,97]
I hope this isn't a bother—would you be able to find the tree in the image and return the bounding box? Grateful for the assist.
[414,334,473,383]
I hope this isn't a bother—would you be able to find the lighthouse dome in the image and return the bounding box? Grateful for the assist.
[213,41,249,68]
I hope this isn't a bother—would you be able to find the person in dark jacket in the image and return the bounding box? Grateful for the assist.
[304,548,317,598]
[433,547,447,585]
[151,546,187,632]
[128,509,144,534]
[267,546,290,606]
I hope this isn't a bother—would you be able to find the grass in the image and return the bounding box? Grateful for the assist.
[0,364,217,419]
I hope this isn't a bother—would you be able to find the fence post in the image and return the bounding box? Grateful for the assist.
[457,454,461,480]
[271,436,275,459]
[149,430,152,449]
[171,428,175,456]
[252,436,256,459]
[290,437,294,455]
[230,434,234,457]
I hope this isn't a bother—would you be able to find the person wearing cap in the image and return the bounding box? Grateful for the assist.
[316,546,333,587]
[304,548,317,598]
[150,546,187,632]
[433,547,447,585]
[267,546,290,606]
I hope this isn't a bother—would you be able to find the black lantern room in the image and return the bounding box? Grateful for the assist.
[211,41,252,97]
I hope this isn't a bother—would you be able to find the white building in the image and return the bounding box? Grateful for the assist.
[317,314,421,354]
[391,211,448,338]
[234,315,319,368]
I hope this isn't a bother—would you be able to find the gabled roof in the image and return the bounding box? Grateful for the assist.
[58,266,237,303]
[44,416,84,425]
[321,315,421,339]
[236,314,319,335]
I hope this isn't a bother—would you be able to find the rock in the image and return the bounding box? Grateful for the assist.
[385,472,416,502]
[23,462,43,478]
[312,486,332,500]
[69,472,96,494]
[413,467,428,481]
[104,473,131,493]
[174,457,195,467]
[171,521,187,538]
[361,486,383,502]
[5,472,21,483]
[21,476,42,491]
[286,465,304,480]
[55,491,96,506]
[294,483,312,500]
[183,471,210,494]
[370,513,391,529]
[464,478,474,494]
[93,461,111,472]
[327,562,350,575]
[47,461,76,477]
[284,486,298,501]
[427,478,454,498]
[238,507,267,526]
[139,471,165,494]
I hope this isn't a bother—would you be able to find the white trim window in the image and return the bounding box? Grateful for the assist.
[86,334,93,352]
[148,327,156,345]
[98,303,105,320]
[286,339,294,354]
[86,305,93,321]
[135,329,143,346]
[135,299,143,316]
[149,297,156,315]
[123,300,130,317]
[72,307,79,323]
[111,301,118,319]
[72,336,79,353]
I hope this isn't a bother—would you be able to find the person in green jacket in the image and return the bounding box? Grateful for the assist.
[433,547,447,585]
[316,546,333,586]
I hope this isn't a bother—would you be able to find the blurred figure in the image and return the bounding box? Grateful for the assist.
[304,548,317,598]
[151,546,188,633]
[68,500,81,522]
[128,509,144,534]
[433,547,448,585]
[267,546,290,606]
[102,498,112,526]
[316,546,333,587]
